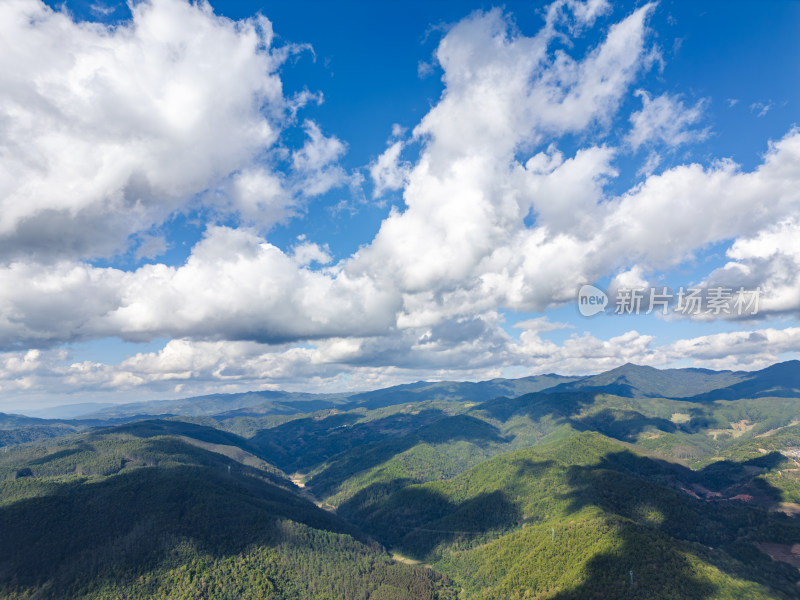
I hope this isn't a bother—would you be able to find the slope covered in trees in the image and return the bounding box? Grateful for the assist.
[0,423,455,599]
[343,432,800,599]
[3,362,800,598]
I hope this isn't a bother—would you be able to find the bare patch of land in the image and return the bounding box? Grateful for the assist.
[755,542,800,571]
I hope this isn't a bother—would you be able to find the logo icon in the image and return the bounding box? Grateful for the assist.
[577,284,608,317]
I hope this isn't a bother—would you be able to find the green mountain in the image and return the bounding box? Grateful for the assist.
[543,363,748,399]
[687,360,800,401]
[343,432,800,599]
[66,373,580,421]
[0,421,455,599]
[4,361,800,599]
[0,412,102,448]
[52,360,800,424]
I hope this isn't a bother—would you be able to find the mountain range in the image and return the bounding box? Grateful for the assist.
[20,359,800,422]
[2,360,800,598]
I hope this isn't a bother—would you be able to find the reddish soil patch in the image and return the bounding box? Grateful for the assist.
[755,543,800,571]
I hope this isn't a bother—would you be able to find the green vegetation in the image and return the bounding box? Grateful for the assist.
[344,432,800,599]
[0,423,454,599]
[4,362,800,598]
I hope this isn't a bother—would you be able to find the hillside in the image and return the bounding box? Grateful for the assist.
[3,362,800,598]
[0,422,455,599]
[343,432,800,599]
[543,363,747,398]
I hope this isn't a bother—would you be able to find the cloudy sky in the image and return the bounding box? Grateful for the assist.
[1,0,799,412]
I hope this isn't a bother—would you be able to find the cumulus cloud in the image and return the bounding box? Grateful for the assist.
[290,120,350,198]
[1,0,799,407]
[698,216,800,317]
[0,0,342,260]
[291,240,333,266]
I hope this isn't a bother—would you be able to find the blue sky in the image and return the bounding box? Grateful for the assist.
[1,0,799,412]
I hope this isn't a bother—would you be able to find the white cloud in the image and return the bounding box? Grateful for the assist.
[417,61,434,78]
[627,90,709,150]
[0,0,338,259]
[700,216,800,317]
[291,240,333,266]
[290,120,350,197]
[666,327,800,370]
[636,151,661,176]
[351,3,656,310]
[224,168,293,227]
[513,316,572,333]
[1,0,799,407]
[5,2,799,351]
[751,101,773,118]
[369,141,411,197]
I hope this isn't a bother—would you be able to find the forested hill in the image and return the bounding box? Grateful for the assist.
[0,421,455,600]
[342,432,800,599]
[2,361,800,598]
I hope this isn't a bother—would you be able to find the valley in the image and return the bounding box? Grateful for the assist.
[2,362,800,598]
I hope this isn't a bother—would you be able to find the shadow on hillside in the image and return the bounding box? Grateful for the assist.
[92,419,252,447]
[306,414,507,499]
[357,483,524,558]
[478,391,672,441]
[342,459,557,559]
[571,408,678,442]
[343,439,800,597]
[476,391,738,445]
[248,409,507,487]
[0,437,355,592]
[28,444,92,466]
[477,391,591,422]
[251,411,402,472]
[549,449,800,598]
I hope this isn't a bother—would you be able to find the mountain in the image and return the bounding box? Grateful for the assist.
[3,361,800,598]
[343,432,800,599]
[538,360,800,402]
[41,361,800,424]
[340,374,580,410]
[542,363,748,398]
[0,420,455,599]
[76,389,346,420]
[687,360,800,401]
[56,374,579,421]
[22,402,118,419]
[25,361,800,423]
[0,412,96,448]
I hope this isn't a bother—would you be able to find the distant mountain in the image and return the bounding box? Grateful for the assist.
[0,412,134,448]
[0,412,56,429]
[78,389,346,420]
[340,374,580,410]
[23,360,800,424]
[22,402,117,419]
[542,363,748,398]
[539,360,800,402]
[52,374,580,420]
[687,359,800,401]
